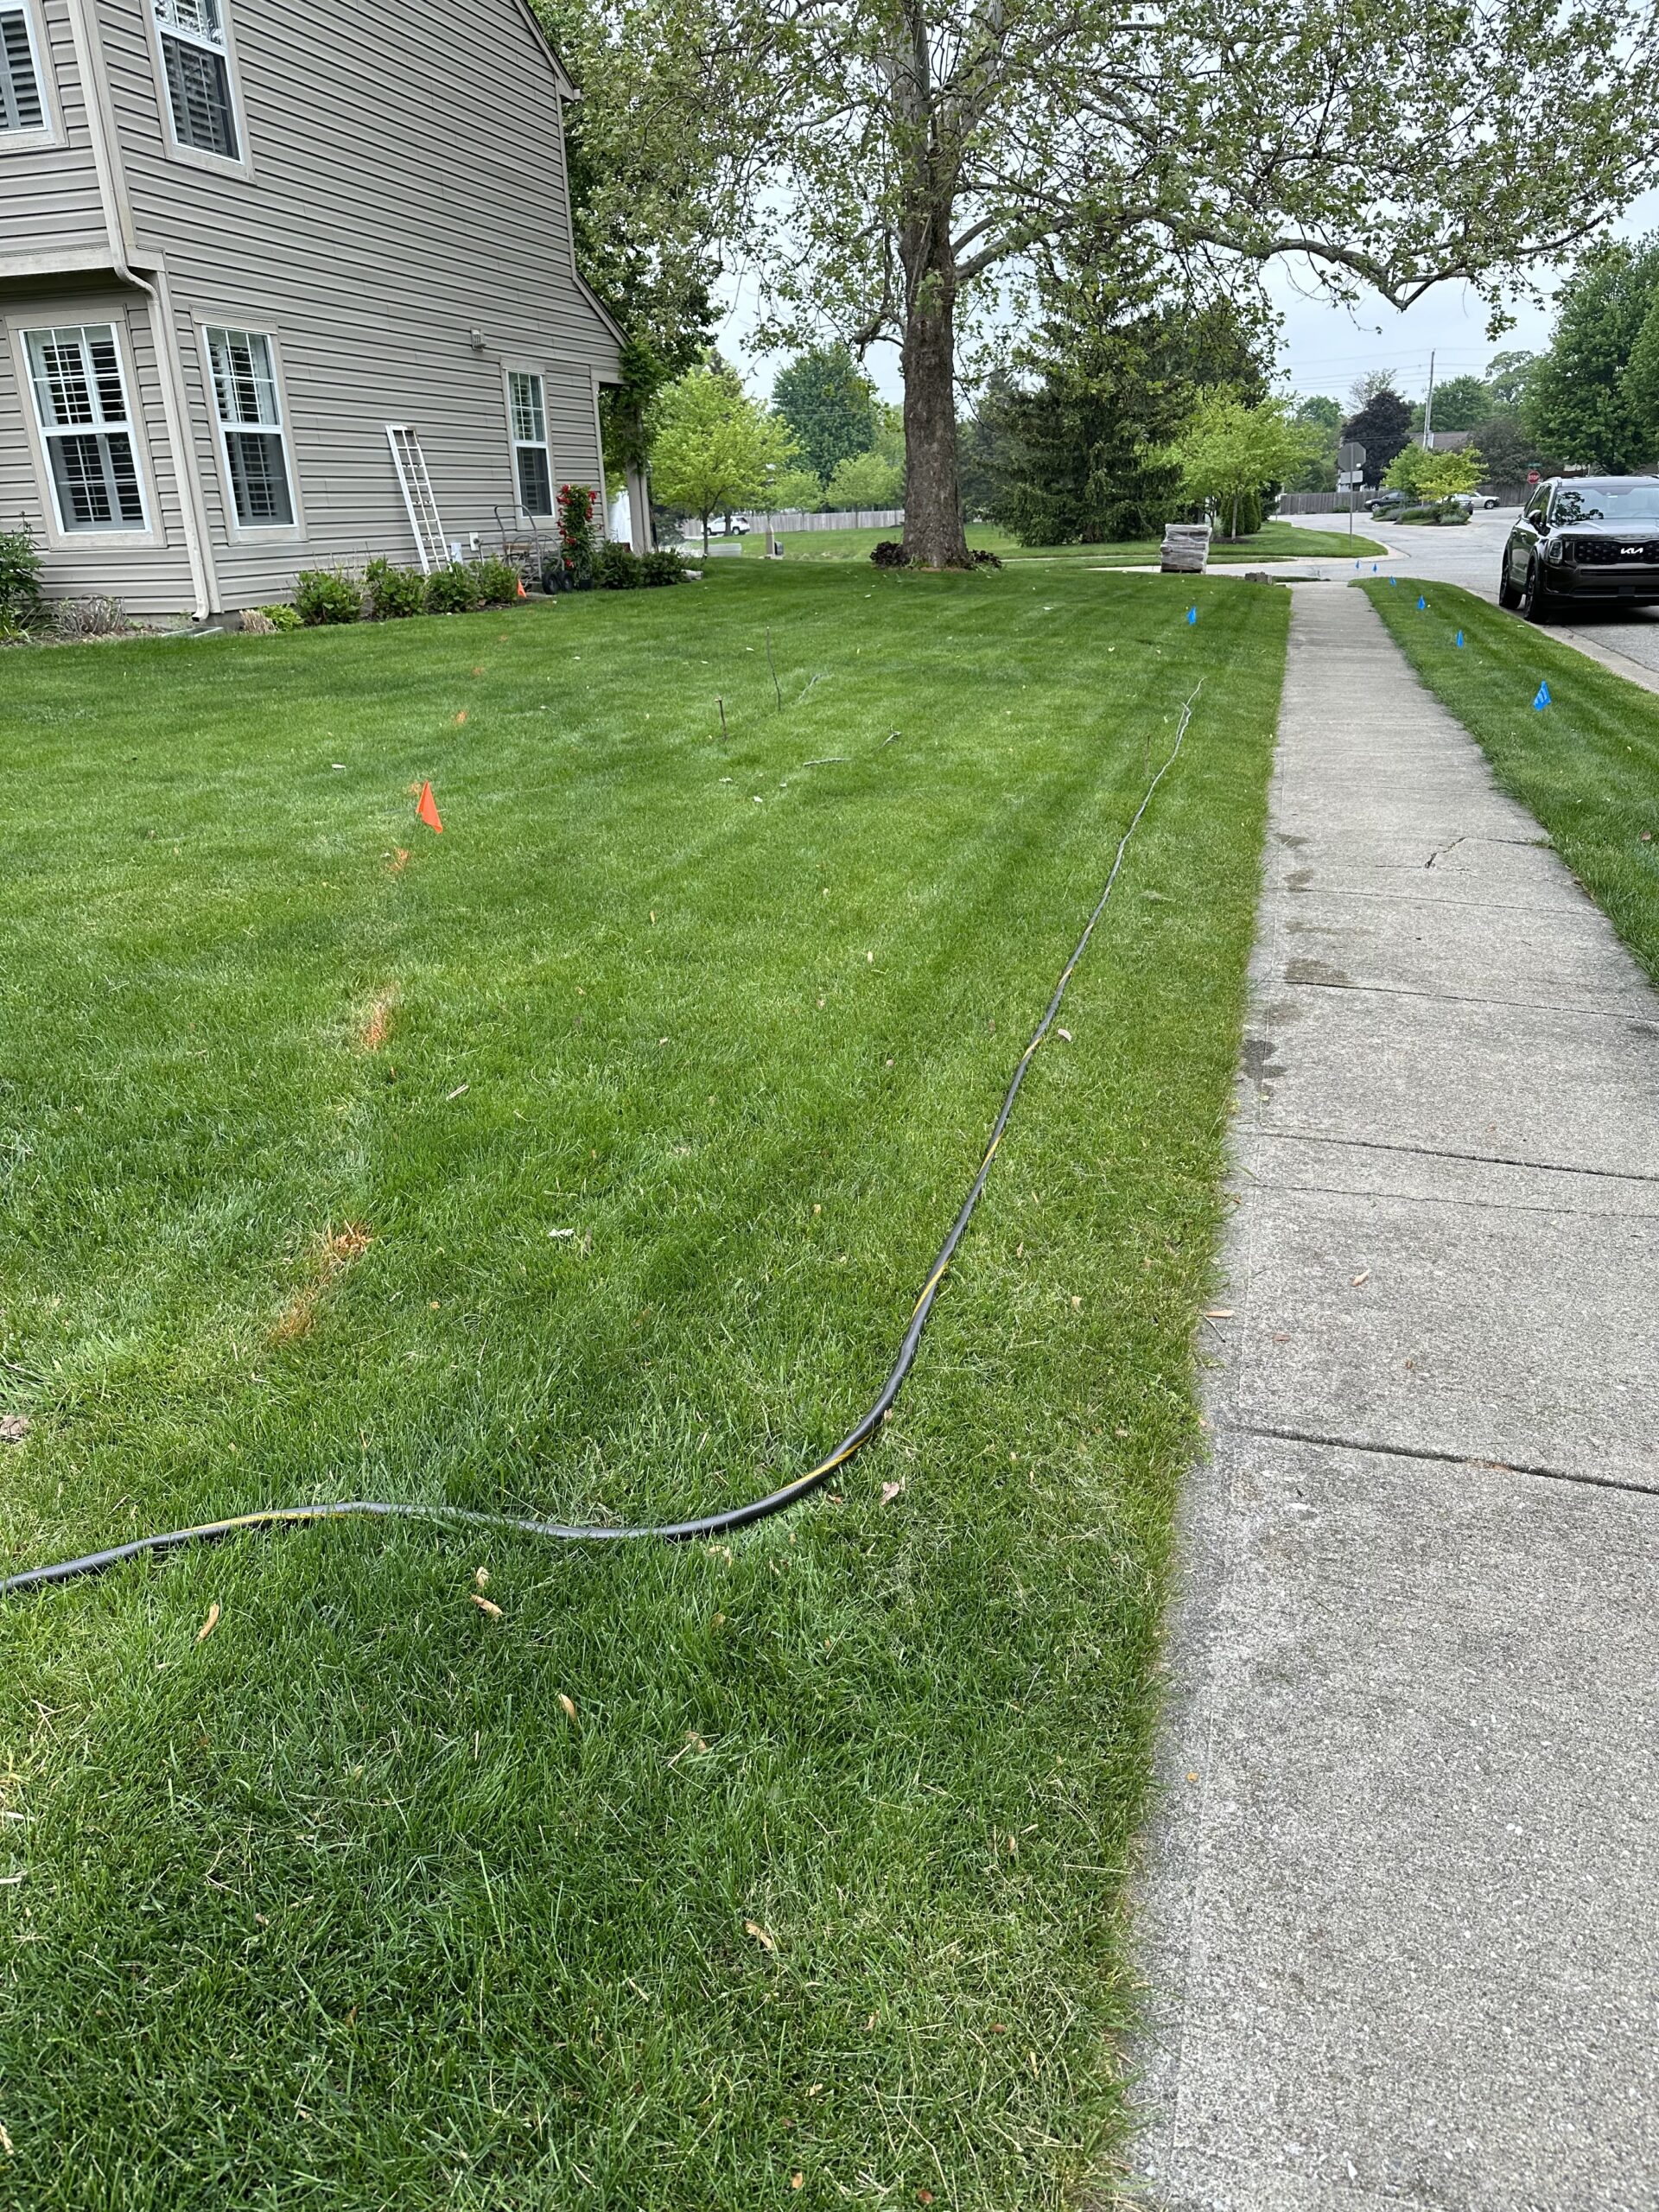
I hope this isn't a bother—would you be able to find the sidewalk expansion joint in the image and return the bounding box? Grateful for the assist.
[1224,1421,1659,1502]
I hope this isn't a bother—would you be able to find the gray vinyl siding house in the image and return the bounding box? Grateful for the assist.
[0,0,624,617]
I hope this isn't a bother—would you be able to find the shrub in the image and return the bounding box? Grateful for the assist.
[640,548,686,587]
[969,547,1004,569]
[424,563,481,615]
[294,568,363,625]
[474,556,522,607]
[0,526,43,632]
[365,556,425,620]
[596,541,643,589]
[52,595,129,639]
[257,602,302,631]
[556,482,597,589]
[870,540,909,569]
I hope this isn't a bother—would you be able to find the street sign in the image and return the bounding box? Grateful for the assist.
[1338,440,1366,472]
[1338,469,1363,489]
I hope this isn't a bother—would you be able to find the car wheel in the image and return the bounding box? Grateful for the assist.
[1497,552,1522,609]
[1521,560,1555,624]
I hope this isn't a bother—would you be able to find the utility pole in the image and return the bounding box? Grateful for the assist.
[1422,349,1437,449]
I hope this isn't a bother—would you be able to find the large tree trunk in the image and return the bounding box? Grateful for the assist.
[899,212,970,569]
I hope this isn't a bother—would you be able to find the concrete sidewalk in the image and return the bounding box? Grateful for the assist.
[1127,584,1659,2211]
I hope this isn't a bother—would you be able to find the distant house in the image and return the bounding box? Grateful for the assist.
[0,0,626,617]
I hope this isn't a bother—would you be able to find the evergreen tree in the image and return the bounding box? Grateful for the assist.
[771,346,879,484]
[977,284,1271,546]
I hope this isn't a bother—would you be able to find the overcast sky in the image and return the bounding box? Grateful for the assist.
[715,186,1659,415]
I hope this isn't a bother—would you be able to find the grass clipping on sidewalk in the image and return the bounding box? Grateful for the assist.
[1359,577,1659,983]
[0,562,1285,2209]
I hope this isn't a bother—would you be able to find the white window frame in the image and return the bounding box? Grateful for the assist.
[0,0,60,149]
[505,365,554,519]
[145,0,251,175]
[199,321,301,538]
[13,316,155,545]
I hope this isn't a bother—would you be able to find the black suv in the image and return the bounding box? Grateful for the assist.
[1501,476,1659,620]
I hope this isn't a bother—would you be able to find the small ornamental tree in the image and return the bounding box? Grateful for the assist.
[1164,392,1310,538]
[649,366,798,554]
[766,467,827,513]
[1383,442,1486,505]
[823,448,904,510]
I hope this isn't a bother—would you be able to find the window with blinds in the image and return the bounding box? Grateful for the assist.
[508,371,553,516]
[24,325,149,534]
[154,0,238,159]
[0,4,46,133]
[206,327,295,526]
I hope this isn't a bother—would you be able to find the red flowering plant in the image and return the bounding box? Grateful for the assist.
[555,482,596,591]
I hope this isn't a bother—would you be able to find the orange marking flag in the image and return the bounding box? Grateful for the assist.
[416,781,443,834]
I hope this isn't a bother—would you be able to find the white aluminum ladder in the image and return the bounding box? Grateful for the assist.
[385,424,448,572]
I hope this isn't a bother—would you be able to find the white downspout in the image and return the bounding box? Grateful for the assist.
[61,0,216,618]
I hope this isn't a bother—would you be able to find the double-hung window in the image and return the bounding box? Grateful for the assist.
[508,372,553,515]
[0,3,47,135]
[206,327,293,525]
[154,0,238,160]
[24,325,148,534]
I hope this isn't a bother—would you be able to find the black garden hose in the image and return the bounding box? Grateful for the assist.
[2,687,1200,1598]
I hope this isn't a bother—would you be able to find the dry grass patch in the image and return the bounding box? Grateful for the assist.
[270,1221,373,1344]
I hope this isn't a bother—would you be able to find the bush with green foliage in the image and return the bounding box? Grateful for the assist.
[0,525,44,632]
[639,548,686,586]
[294,569,363,626]
[596,542,643,588]
[424,564,481,615]
[364,558,426,620]
[257,603,302,632]
[474,557,522,607]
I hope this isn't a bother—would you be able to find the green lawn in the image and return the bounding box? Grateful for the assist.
[1360,580,1659,982]
[0,563,1287,2209]
[753,519,1383,565]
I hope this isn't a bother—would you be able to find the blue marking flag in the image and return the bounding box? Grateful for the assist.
[1534,681,1551,710]
[1416,595,1427,610]
[1187,606,1197,625]
[1455,630,1465,648]
[1389,576,1398,588]
[1372,563,1378,573]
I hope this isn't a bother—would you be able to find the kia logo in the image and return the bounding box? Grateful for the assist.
[1624,544,1642,556]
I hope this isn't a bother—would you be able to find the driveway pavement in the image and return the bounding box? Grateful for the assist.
[1126,582,1659,2211]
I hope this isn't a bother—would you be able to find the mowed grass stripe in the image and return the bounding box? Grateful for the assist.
[0,563,1285,2209]
[1358,577,1659,982]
